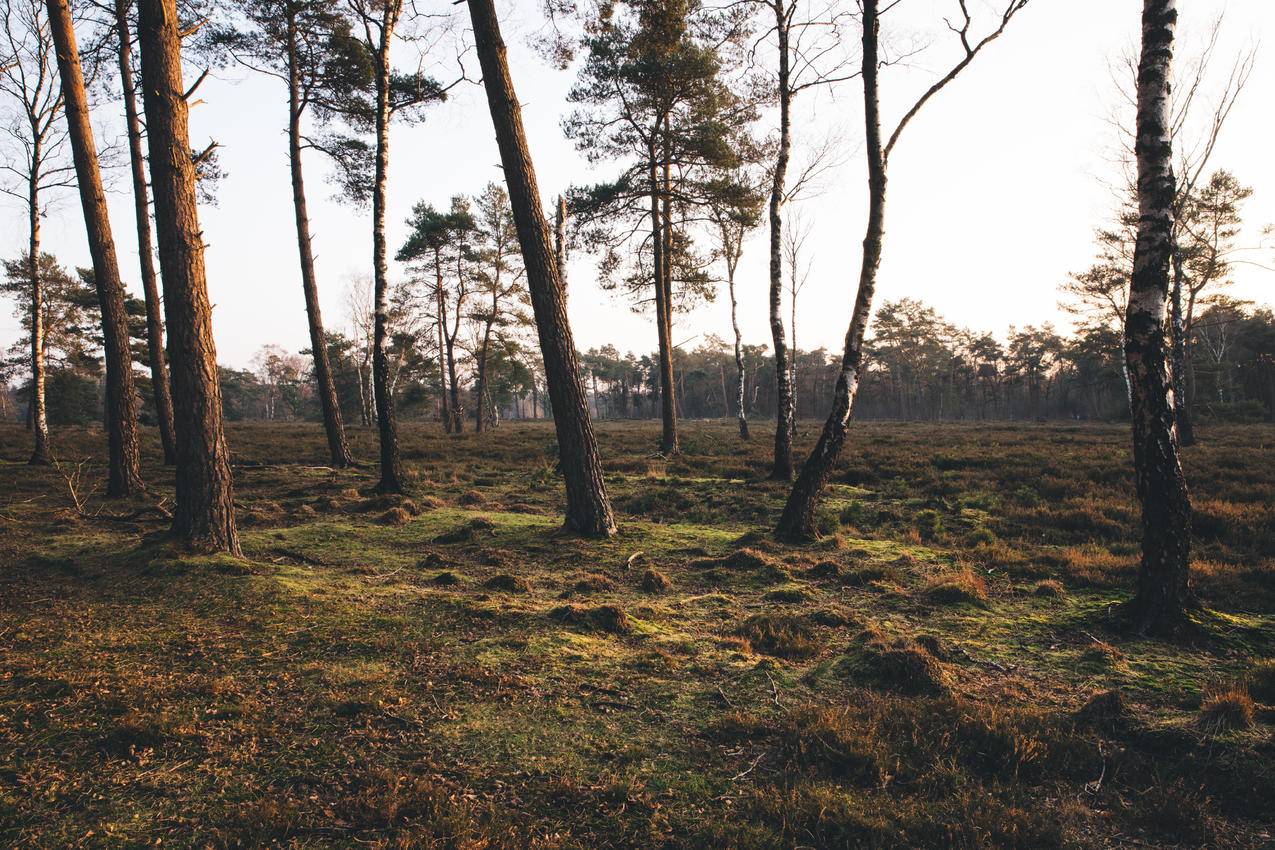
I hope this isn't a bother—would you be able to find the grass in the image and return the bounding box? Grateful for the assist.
[1,419,1273,848]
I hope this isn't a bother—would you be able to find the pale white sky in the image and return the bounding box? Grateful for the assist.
[2,0,1272,369]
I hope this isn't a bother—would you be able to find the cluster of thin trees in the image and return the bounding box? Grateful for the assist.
[0,0,1241,633]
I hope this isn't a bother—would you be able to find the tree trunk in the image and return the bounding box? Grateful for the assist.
[775,0,886,541]
[27,165,51,466]
[768,0,794,480]
[369,11,405,493]
[476,322,493,433]
[465,0,615,537]
[48,0,143,498]
[286,12,354,468]
[1122,0,1193,635]
[1170,241,1195,446]
[554,194,567,295]
[447,252,464,433]
[116,0,176,466]
[727,254,749,440]
[434,253,452,433]
[137,0,239,552]
[649,144,678,455]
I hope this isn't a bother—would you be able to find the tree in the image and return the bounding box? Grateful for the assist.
[46,0,144,498]
[398,197,476,433]
[1,0,75,465]
[464,0,615,537]
[707,168,762,440]
[137,0,240,553]
[470,182,528,433]
[113,0,177,466]
[1121,0,1191,634]
[215,0,362,467]
[775,0,1031,541]
[746,0,855,479]
[341,0,449,492]
[565,0,751,455]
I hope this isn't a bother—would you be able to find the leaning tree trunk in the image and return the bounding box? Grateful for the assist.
[768,0,794,480]
[116,0,176,466]
[48,0,144,498]
[137,0,239,553]
[286,12,354,468]
[369,19,406,493]
[1122,0,1193,635]
[27,168,51,466]
[1169,242,1195,446]
[465,0,615,537]
[775,0,887,541]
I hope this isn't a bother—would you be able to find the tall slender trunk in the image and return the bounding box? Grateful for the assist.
[1123,0,1192,634]
[768,0,794,480]
[476,304,495,432]
[369,9,405,493]
[137,0,239,552]
[434,252,452,432]
[653,131,678,454]
[27,161,51,465]
[1169,243,1195,446]
[776,0,886,541]
[115,0,176,466]
[447,252,464,432]
[465,0,615,537]
[730,265,748,439]
[286,12,353,468]
[48,0,143,498]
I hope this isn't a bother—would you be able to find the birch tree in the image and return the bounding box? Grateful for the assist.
[1122,0,1192,634]
[775,0,1031,540]
[0,0,74,466]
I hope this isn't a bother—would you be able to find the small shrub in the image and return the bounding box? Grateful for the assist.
[734,614,821,660]
[839,500,871,527]
[458,489,486,506]
[965,525,997,547]
[1198,686,1254,731]
[640,568,671,593]
[915,509,944,539]
[843,629,950,697]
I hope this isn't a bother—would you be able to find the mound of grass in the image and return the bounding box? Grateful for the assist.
[567,573,615,595]
[1199,686,1255,731]
[1074,689,1131,732]
[549,603,632,635]
[639,568,670,593]
[432,571,461,586]
[807,561,841,580]
[434,517,496,544]
[923,568,989,606]
[842,629,950,697]
[379,507,412,526]
[482,574,531,594]
[734,614,822,660]
[1248,659,1275,704]
[1032,578,1065,598]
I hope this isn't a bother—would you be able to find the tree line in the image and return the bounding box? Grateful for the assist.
[0,0,1262,633]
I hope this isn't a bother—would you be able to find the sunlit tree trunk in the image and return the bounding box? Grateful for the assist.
[369,5,405,493]
[48,0,143,498]
[1169,244,1195,446]
[768,0,794,480]
[27,163,51,466]
[115,0,176,466]
[1123,0,1193,634]
[775,0,886,540]
[285,10,354,468]
[648,145,678,455]
[465,0,615,537]
[137,0,239,552]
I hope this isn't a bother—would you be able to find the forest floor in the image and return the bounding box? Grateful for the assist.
[1,420,1274,849]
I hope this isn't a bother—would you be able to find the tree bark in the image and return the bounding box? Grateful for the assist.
[115,0,176,466]
[1169,242,1195,446]
[768,0,794,480]
[1122,0,1193,634]
[286,10,354,468]
[137,0,239,552]
[649,144,678,455]
[465,0,615,537]
[554,194,567,295]
[27,161,51,466]
[726,234,748,439]
[368,5,406,493]
[775,0,886,541]
[434,251,452,432]
[48,0,144,498]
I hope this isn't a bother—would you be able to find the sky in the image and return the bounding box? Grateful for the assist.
[1,0,1272,370]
